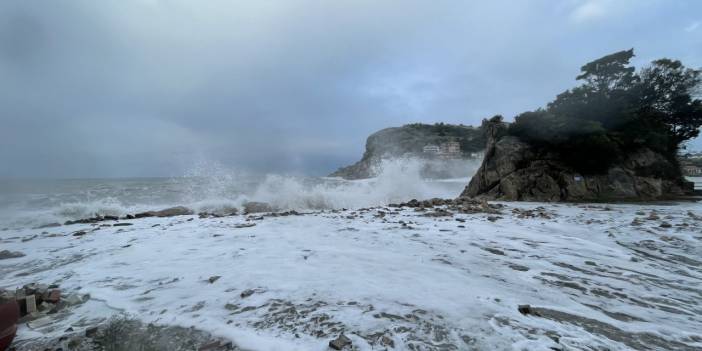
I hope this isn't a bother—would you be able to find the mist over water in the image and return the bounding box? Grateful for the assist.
[0,158,481,229]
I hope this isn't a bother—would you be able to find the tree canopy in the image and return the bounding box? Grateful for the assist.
[507,49,702,174]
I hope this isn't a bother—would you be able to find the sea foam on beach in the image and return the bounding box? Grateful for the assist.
[2,200,702,350]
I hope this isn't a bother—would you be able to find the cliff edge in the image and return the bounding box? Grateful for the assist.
[461,120,691,201]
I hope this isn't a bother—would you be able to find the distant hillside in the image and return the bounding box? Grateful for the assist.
[330,123,485,179]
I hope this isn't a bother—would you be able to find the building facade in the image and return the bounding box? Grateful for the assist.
[423,145,440,154]
[423,141,462,159]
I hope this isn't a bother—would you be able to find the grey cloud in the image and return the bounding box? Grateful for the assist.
[1,0,701,177]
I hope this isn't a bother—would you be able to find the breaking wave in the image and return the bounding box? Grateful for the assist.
[0,158,481,229]
[252,158,465,210]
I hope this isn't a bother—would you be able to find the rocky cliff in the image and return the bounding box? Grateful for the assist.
[462,121,691,201]
[331,123,485,179]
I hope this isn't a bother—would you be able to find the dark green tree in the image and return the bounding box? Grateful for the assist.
[507,49,702,175]
[576,48,637,93]
[639,59,702,144]
[548,49,639,129]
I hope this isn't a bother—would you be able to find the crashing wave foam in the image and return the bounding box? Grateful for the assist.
[1,158,479,228]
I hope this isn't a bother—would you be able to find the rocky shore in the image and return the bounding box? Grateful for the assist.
[2,197,701,350]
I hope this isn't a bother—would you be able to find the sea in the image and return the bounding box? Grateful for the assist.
[0,158,479,230]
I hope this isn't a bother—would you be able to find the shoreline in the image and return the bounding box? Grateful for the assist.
[2,200,701,350]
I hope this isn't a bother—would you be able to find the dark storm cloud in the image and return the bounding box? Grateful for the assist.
[1,0,701,177]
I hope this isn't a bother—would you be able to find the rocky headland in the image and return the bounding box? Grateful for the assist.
[462,49,700,202]
[462,118,691,201]
[330,123,485,179]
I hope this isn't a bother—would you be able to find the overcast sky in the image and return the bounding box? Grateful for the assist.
[1,0,701,178]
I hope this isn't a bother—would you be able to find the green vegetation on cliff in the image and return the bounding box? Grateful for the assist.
[505,49,702,175]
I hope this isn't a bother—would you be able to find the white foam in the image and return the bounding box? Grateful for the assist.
[5,202,702,350]
[251,157,470,210]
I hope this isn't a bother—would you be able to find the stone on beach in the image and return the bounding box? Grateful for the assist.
[243,202,273,214]
[0,250,25,260]
[135,206,194,218]
[328,334,352,350]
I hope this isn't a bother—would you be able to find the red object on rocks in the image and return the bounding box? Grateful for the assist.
[0,301,19,351]
[47,289,61,304]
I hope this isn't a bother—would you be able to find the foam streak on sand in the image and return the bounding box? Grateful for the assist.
[2,201,702,350]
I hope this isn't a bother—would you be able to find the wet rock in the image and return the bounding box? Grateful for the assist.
[234,223,256,229]
[208,276,221,284]
[0,250,25,260]
[422,209,453,217]
[391,197,502,215]
[406,199,420,208]
[199,339,234,350]
[34,222,62,229]
[71,231,87,237]
[63,293,86,306]
[133,211,155,218]
[85,326,98,338]
[487,215,500,222]
[64,213,123,225]
[267,210,301,217]
[18,318,174,351]
[19,311,41,323]
[21,235,38,242]
[329,334,352,350]
[135,206,194,218]
[243,202,273,214]
[659,222,672,228]
[530,306,692,350]
[518,304,539,316]
[113,222,133,227]
[509,264,530,271]
[23,283,47,297]
[199,208,239,218]
[483,247,505,256]
[380,335,394,348]
[512,207,553,219]
[240,289,255,298]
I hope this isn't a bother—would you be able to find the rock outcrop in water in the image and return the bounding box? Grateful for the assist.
[330,123,485,179]
[462,120,691,201]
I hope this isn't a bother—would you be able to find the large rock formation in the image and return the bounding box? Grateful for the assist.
[462,121,691,201]
[331,123,485,179]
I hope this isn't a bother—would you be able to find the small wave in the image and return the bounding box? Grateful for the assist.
[53,197,132,219]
